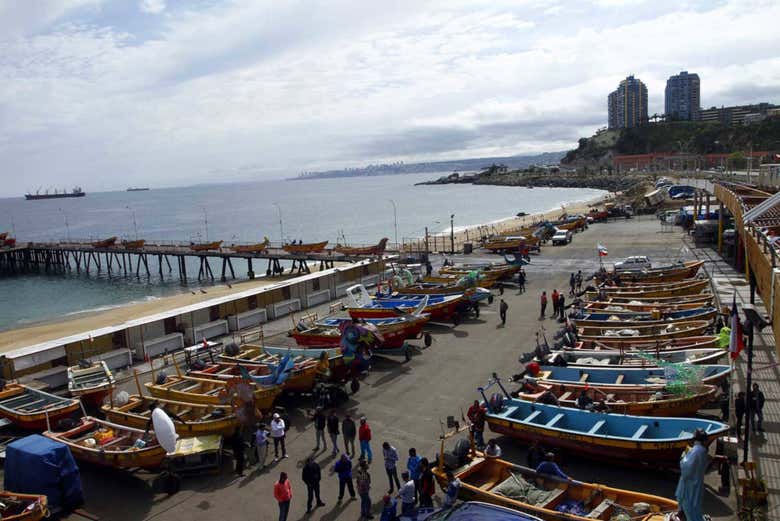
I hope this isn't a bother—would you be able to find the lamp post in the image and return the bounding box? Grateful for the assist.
[450,214,455,254]
[273,203,284,245]
[126,206,138,240]
[202,207,209,242]
[388,199,398,248]
[59,208,70,241]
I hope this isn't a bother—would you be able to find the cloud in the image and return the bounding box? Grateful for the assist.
[0,0,778,195]
[139,0,165,14]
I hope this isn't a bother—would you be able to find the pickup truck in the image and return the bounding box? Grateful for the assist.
[551,230,572,246]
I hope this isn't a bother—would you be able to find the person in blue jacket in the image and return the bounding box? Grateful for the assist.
[675,429,709,521]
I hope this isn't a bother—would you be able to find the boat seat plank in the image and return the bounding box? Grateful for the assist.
[539,487,567,508]
[101,435,131,448]
[615,375,625,385]
[546,413,564,427]
[587,420,606,435]
[559,392,573,401]
[632,424,649,440]
[524,410,542,423]
[579,374,589,383]
[587,499,613,518]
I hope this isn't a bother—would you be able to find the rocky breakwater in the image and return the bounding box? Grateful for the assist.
[416,169,641,193]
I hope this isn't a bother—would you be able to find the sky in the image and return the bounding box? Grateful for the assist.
[0,0,779,195]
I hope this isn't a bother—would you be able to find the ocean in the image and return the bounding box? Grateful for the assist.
[0,174,606,331]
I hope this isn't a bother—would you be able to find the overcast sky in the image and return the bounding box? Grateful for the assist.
[1,0,778,195]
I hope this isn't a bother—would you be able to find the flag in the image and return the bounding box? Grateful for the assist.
[729,294,744,360]
[597,243,608,257]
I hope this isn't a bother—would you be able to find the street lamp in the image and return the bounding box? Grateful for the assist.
[273,203,284,245]
[388,199,398,248]
[59,208,70,241]
[450,214,455,254]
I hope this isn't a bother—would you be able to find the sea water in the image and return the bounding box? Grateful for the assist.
[0,173,606,330]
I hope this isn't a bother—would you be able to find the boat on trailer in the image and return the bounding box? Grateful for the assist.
[570,307,717,327]
[433,441,677,521]
[534,364,731,391]
[585,279,709,299]
[0,491,48,521]
[292,314,429,349]
[344,285,464,322]
[145,372,281,410]
[576,320,710,342]
[67,360,115,407]
[0,383,80,430]
[188,359,320,393]
[546,347,726,367]
[595,294,714,306]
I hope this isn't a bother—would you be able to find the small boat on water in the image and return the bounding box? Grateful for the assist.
[534,364,731,391]
[43,416,166,469]
[570,335,720,351]
[121,239,145,249]
[335,238,389,256]
[546,347,726,367]
[102,395,238,436]
[231,238,270,253]
[282,240,328,254]
[484,397,728,467]
[577,320,710,342]
[601,260,704,284]
[145,373,281,410]
[0,491,48,521]
[91,236,117,248]
[571,307,717,327]
[433,442,677,521]
[345,285,464,322]
[67,361,115,407]
[190,240,223,251]
[596,294,714,306]
[292,315,429,349]
[585,279,709,299]
[0,383,80,430]
[515,380,719,417]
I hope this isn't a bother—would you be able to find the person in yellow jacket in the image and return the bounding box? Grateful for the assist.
[717,326,731,349]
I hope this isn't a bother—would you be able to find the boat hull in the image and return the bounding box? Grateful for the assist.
[607,261,704,283]
[189,362,319,393]
[0,491,48,521]
[577,320,710,342]
[0,384,81,430]
[145,375,281,410]
[283,240,328,254]
[586,280,709,299]
[347,296,462,321]
[572,307,716,327]
[292,317,427,349]
[102,395,238,436]
[571,336,719,351]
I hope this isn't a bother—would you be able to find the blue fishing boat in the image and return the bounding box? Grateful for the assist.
[482,391,728,467]
[571,307,716,327]
[534,364,731,391]
[345,285,464,321]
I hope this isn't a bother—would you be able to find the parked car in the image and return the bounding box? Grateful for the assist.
[551,230,572,246]
[613,255,651,271]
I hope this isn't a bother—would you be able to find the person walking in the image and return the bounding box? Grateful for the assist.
[327,410,341,456]
[735,391,746,435]
[558,293,566,320]
[255,423,270,469]
[517,268,526,293]
[270,413,287,461]
[499,298,508,326]
[418,458,435,508]
[407,448,422,500]
[312,407,327,452]
[355,458,374,519]
[229,428,246,476]
[467,400,487,449]
[397,471,416,518]
[752,383,765,432]
[382,442,401,493]
[334,454,356,502]
[343,413,357,458]
[575,270,583,292]
[302,456,325,513]
[540,291,548,318]
[359,416,373,464]
[551,289,559,318]
[569,273,576,296]
[274,472,293,521]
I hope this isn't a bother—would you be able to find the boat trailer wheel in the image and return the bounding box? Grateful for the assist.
[159,471,181,495]
[350,378,360,394]
[424,332,432,347]
[488,294,494,304]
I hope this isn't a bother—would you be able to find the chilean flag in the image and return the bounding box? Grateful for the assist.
[729,294,745,360]
[597,243,608,257]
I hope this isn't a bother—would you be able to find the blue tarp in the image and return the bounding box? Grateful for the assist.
[4,434,84,511]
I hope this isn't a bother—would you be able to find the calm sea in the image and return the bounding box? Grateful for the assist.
[0,174,605,331]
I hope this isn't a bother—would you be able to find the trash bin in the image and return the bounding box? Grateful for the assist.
[463,242,473,254]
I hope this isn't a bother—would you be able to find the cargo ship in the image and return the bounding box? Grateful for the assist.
[25,187,85,200]
[127,187,150,192]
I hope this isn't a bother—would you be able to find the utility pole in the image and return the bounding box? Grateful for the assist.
[450,214,455,254]
[273,203,284,245]
[388,199,398,248]
[424,227,429,258]
[202,208,209,242]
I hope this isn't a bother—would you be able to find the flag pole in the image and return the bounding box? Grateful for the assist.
[742,316,754,464]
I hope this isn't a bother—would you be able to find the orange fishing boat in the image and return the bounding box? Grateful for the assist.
[91,236,117,248]
[0,384,80,430]
[121,239,145,249]
[190,240,223,251]
[231,238,270,253]
[189,359,320,393]
[335,238,389,256]
[283,240,328,254]
[145,373,281,411]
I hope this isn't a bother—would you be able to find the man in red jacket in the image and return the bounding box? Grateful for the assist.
[359,416,373,464]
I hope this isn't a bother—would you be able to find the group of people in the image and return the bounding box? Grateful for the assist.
[569,270,584,296]
[539,289,568,320]
[734,383,766,435]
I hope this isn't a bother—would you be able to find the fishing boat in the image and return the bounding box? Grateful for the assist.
[596,294,714,306]
[145,373,282,410]
[482,237,534,253]
[0,383,80,430]
[335,238,389,256]
[0,491,48,521]
[231,238,270,253]
[220,345,346,382]
[188,358,320,393]
[483,397,728,467]
[593,278,706,291]
[546,347,727,367]
[121,239,145,249]
[0,232,7,240]
[3,237,17,248]
[433,442,677,521]
[440,264,520,281]
[42,416,166,469]
[395,285,493,304]
[555,216,587,232]
[515,380,719,417]
[585,279,709,299]
[190,240,223,251]
[583,300,712,313]
[602,260,704,283]
[101,395,238,436]
[67,361,115,407]
[91,236,117,248]
[570,307,717,327]
[577,320,710,342]
[292,315,429,349]
[344,285,464,321]
[533,364,732,391]
[282,240,328,254]
[570,336,720,351]
[424,274,497,289]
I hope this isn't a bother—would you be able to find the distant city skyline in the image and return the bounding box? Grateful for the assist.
[0,1,779,196]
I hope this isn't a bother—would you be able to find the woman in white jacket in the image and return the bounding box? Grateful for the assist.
[270,413,288,461]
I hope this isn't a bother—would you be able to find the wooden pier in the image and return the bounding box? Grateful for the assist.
[0,240,384,282]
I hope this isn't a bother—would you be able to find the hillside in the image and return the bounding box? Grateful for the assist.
[562,117,780,167]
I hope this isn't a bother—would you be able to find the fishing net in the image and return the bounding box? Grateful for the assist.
[633,352,704,396]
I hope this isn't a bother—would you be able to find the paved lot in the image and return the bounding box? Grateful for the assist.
[22,216,738,520]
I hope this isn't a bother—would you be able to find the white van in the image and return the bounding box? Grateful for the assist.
[551,230,572,246]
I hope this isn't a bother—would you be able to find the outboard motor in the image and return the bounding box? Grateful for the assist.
[489,393,505,413]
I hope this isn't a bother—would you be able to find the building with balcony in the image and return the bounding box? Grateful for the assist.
[607,75,648,129]
[664,71,700,121]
